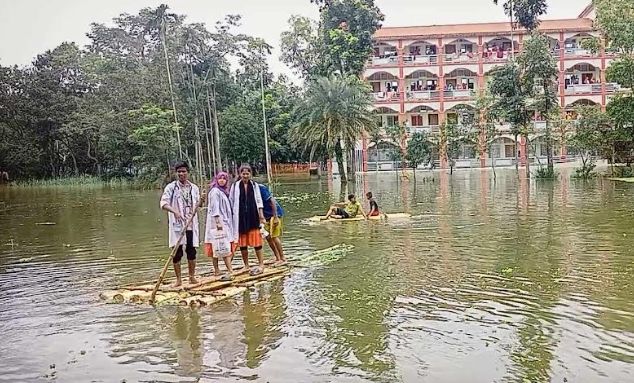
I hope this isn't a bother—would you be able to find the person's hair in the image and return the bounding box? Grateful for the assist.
[174,161,189,171]
[366,192,373,198]
[239,163,252,174]
[348,194,355,201]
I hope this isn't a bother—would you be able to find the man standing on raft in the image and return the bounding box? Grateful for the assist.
[160,161,201,287]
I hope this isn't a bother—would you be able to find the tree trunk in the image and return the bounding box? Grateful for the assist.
[514,132,519,172]
[161,27,182,159]
[524,134,531,178]
[334,141,347,182]
[490,144,497,182]
[545,83,554,174]
[207,87,222,172]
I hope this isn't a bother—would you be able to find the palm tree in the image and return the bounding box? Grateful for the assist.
[291,75,377,181]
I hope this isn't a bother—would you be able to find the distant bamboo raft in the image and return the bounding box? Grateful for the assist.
[307,213,411,222]
[100,266,290,307]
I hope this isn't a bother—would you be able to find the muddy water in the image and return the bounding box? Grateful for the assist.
[0,170,633,382]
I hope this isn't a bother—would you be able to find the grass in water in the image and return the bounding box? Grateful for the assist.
[13,175,133,188]
[292,244,354,267]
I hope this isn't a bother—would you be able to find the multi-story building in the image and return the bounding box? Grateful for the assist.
[355,2,621,172]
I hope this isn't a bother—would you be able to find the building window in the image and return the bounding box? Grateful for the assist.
[411,115,424,126]
[386,115,399,126]
[428,114,439,125]
[385,81,399,92]
[461,78,475,90]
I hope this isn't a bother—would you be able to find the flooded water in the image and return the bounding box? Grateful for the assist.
[1,169,633,382]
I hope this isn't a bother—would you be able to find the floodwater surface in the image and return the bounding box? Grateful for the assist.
[1,170,633,382]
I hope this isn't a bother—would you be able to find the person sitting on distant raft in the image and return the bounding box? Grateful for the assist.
[322,194,367,220]
[366,192,380,217]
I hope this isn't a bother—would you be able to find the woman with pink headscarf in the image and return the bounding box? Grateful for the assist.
[204,172,236,279]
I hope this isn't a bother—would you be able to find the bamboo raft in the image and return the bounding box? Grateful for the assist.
[307,213,411,223]
[100,266,290,307]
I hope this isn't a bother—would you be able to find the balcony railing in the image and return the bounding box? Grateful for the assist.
[483,50,516,62]
[406,90,440,100]
[372,91,401,101]
[369,55,399,66]
[409,125,440,134]
[444,52,478,63]
[403,55,438,64]
[564,47,592,56]
[443,89,476,98]
[564,82,621,95]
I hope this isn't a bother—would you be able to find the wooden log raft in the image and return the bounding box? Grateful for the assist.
[101,266,290,306]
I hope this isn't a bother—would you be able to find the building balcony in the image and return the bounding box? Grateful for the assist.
[403,54,438,65]
[443,89,476,99]
[408,125,440,134]
[444,52,478,64]
[368,55,399,66]
[406,90,440,101]
[564,47,592,57]
[372,91,401,102]
[564,83,620,95]
[483,50,515,62]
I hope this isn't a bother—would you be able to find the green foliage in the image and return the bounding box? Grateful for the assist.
[533,166,557,179]
[280,16,321,78]
[493,0,548,31]
[318,0,384,76]
[128,104,179,178]
[0,5,303,182]
[219,102,264,166]
[488,63,531,138]
[282,0,384,79]
[570,105,613,178]
[593,0,634,55]
[406,132,433,169]
[291,75,377,179]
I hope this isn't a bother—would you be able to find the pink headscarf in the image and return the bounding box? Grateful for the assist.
[210,172,230,196]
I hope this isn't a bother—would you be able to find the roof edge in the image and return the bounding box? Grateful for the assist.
[578,3,594,18]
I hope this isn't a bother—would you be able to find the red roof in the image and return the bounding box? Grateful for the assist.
[374,18,594,40]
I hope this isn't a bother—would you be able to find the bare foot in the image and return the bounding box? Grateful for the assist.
[170,280,182,288]
[189,277,199,285]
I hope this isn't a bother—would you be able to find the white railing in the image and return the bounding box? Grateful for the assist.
[403,54,438,64]
[369,56,398,65]
[444,89,476,98]
[444,52,477,63]
[408,125,439,134]
[372,92,400,101]
[406,90,440,100]
[564,47,592,56]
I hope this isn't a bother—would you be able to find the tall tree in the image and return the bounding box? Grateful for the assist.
[493,0,548,31]
[589,0,634,168]
[517,33,559,176]
[280,16,321,79]
[569,105,614,178]
[488,62,532,174]
[316,0,384,76]
[291,75,377,181]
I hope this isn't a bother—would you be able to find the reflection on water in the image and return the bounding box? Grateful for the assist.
[1,169,634,382]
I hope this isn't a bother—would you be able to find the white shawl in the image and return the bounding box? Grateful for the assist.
[204,187,236,243]
[159,181,200,248]
[229,180,263,243]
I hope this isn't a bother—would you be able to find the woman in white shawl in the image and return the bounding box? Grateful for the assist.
[204,171,235,280]
[229,164,265,275]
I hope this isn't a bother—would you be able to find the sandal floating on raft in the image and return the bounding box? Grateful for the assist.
[307,213,411,222]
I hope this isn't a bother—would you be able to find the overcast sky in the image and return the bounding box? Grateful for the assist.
[0,0,589,78]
